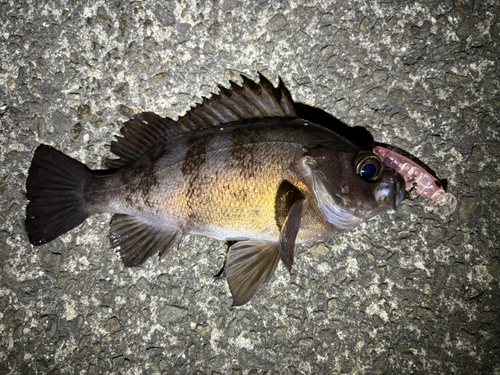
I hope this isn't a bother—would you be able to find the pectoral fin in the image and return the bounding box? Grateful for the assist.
[109,214,183,267]
[275,181,305,273]
[225,182,305,306]
[226,241,280,306]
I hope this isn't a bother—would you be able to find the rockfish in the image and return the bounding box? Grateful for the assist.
[26,74,406,305]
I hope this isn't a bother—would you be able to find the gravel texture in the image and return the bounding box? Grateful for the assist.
[1,0,499,374]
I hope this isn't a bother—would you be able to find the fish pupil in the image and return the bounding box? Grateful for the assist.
[360,163,377,179]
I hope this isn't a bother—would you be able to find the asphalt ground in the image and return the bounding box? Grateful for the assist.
[0,1,499,374]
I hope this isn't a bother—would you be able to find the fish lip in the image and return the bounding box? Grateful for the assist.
[375,178,406,211]
[395,180,406,209]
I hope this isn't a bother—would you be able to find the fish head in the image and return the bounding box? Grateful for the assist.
[303,141,406,230]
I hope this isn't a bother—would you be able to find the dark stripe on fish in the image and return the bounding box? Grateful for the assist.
[230,127,262,179]
[182,137,208,221]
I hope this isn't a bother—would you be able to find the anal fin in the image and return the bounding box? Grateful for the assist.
[109,214,183,267]
[226,241,280,306]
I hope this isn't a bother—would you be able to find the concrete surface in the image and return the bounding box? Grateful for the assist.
[1,0,499,374]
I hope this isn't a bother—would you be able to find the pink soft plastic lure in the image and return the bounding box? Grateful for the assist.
[373,146,457,215]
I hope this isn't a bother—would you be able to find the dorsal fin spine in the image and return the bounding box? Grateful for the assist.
[212,101,240,122]
[218,86,253,118]
[193,107,219,127]
[223,97,251,119]
[177,116,199,131]
[201,98,228,123]
[180,117,198,130]
[261,89,284,116]
[186,112,209,129]
[227,84,262,117]
[257,73,284,116]
[243,85,271,116]
[277,77,296,117]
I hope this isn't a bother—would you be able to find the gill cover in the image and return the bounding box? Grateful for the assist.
[309,170,363,229]
[304,146,364,230]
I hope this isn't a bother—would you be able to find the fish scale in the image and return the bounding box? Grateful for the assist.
[25,74,406,305]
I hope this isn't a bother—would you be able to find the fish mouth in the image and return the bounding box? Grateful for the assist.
[375,179,406,211]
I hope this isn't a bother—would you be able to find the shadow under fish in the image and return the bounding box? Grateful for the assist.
[25,73,407,306]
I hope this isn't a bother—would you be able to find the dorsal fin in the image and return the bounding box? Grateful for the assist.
[106,73,297,168]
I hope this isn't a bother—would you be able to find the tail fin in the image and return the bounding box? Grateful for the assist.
[26,144,93,245]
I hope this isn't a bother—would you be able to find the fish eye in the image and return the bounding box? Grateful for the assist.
[355,152,383,181]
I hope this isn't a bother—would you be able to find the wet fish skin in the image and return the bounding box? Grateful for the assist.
[26,74,406,305]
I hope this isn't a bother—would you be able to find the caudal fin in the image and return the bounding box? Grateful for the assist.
[26,144,93,245]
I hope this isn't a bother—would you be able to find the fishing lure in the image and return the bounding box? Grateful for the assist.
[373,145,457,215]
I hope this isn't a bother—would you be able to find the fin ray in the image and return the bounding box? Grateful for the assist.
[279,197,304,273]
[106,113,177,168]
[226,241,280,306]
[109,214,183,267]
[275,180,305,272]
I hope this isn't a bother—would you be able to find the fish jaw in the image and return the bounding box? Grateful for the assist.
[374,172,407,211]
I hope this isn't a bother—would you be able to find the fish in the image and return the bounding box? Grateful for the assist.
[25,73,406,305]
